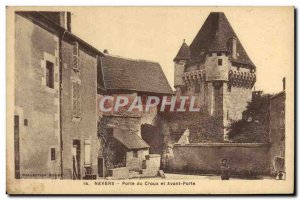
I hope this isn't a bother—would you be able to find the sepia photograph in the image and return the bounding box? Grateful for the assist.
[6,6,294,195]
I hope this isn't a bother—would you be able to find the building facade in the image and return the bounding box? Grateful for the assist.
[173,12,256,140]
[14,11,103,179]
[14,12,62,179]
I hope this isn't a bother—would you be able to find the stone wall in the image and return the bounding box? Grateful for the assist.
[14,15,61,178]
[61,39,98,179]
[174,60,186,87]
[126,149,149,171]
[168,143,271,176]
[98,92,158,138]
[205,53,229,81]
[269,92,285,174]
[226,84,252,121]
[105,116,141,136]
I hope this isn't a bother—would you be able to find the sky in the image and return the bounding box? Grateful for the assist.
[69,7,293,94]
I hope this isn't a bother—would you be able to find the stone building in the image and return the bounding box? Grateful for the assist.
[97,53,173,178]
[14,11,103,179]
[173,12,256,140]
[269,78,286,177]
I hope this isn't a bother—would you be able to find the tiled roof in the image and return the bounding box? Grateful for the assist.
[113,128,150,150]
[189,12,255,68]
[173,41,191,61]
[100,54,174,94]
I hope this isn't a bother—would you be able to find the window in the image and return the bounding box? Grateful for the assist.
[218,59,222,66]
[46,61,54,88]
[72,81,81,118]
[217,52,222,56]
[72,42,80,71]
[73,140,81,179]
[50,148,56,160]
[24,119,28,126]
[133,150,138,158]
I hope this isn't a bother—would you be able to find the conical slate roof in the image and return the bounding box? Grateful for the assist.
[189,12,255,67]
[173,40,191,61]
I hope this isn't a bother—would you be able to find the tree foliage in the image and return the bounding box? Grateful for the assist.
[227,93,270,143]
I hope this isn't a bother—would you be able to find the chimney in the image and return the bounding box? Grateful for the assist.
[39,11,72,32]
[231,37,237,59]
[103,49,108,54]
[283,77,286,91]
[59,12,72,32]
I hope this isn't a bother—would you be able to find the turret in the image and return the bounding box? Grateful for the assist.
[173,40,190,94]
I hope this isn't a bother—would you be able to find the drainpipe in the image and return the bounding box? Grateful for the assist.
[59,30,66,179]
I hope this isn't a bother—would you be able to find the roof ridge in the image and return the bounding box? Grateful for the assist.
[104,53,159,64]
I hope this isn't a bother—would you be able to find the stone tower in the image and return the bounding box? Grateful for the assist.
[173,12,256,140]
[173,40,191,96]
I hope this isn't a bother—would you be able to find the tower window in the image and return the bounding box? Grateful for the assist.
[46,61,54,88]
[218,59,222,66]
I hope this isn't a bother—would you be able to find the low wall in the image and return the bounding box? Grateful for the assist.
[108,167,129,179]
[140,154,161,177]
[168,143,271,176]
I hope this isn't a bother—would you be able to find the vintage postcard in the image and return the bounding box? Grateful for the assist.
[6,6,294,194]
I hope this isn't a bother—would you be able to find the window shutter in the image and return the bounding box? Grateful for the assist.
[72,82,78,117]
[72,42,79,71]
[77,83,81,116]
[72,81,81,118]
[84,140,91,166]
[46,67,50,87]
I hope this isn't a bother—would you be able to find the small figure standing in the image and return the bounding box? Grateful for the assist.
[276,171,285,180]
[220,158,231,180]
[161,150,169,170]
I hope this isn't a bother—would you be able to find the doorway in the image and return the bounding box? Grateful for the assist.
[72,139,81,179]
[14,115,20,179]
